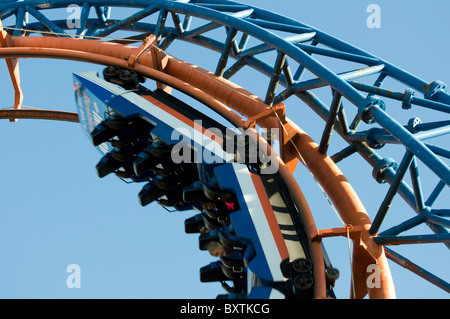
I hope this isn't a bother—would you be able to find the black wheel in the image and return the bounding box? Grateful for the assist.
[326,268,340,282]
[104,117,131,130]
[153,165,176,177]
[111,150,134,162]
[292,258,312,274]
[119,69,139,88]
[103,65,121,81]
[115,169,135,179]
[110,136,133,148]
[150,143,173,159]
[293,274,314,291]
[156,177,179,190]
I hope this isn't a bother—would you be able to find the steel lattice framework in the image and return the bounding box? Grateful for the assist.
[0,0,449,298]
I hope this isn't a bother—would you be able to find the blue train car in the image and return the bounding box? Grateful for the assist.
[73,68,337,299]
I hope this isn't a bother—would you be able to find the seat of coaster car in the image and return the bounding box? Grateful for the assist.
[200,260,247,282]
[182,181,206,203]
[217,229,245,251]
[134,139,195,174]
[220,256,245,274]
[201,213,223,231]
[90,114,153,148]
[183,180,238,214]
[138,178,182,202]
[197,164,235,202]
[198,229,221,251]
[184,214,205,234]
[157,197,193,212]
[219,260,247,280]
[199,229,249,269]
[218,229,256,265]
[184,213,222,234]
[199,261,231,283]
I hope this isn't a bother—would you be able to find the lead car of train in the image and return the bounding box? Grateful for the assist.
[73,67,338,299]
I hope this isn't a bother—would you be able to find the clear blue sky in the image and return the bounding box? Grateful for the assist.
[0,0,448,299]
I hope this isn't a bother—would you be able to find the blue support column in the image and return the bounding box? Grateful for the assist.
[370,151,414,235]
[318,91,342,154]
[364,103,450,187]
[12,5,25,36]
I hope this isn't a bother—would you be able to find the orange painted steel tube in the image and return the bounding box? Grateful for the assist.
[286,120,396,299]
[0,109,79,122]
[0,21,23,121]
[245,128,328,299]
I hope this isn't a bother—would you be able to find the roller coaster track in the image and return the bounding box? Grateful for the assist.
[0,0,448,298]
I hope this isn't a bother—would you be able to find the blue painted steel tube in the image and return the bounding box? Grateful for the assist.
[330,145,357,163]
[92,5,159,37]
[416,120,450,132]
[196,4,249,11]
[345,126,450,147]
[370,151,415,236]
[93,5,107,23]
[239,42,273,58]
[26,5,68,37]
[294,91,450,249]
[215,26,238,76]
[413,126,450,141]
[76,2,91,36]
[275,64,384,104]
[12,5,25,36]
[374,233,450,245]
[4,0,448,106]
[154,8,168,42]
[409,157,424,212]
[411,97,450,114]
[244,0,450,102]
[426,144,450,160]
[0,7,16,20]
[245,1,447,99]
[368,105,450,186]
[183,20,220,38]
[378,165,450,250]
[426,214,450,229]
[379,213,426,237]
[433,209,450,217]
[239,33,316,58]
[292,91,447,243]
[246,18,313,34]
[318,91,342,154]
[295,43,380,66]
[158,0,368,106]
[265,51,286,105]
[384,247,450,293]
[348,81,450,113]
[223,57,246,79]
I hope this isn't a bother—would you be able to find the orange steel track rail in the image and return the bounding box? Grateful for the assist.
[0,109,79,122]
[0,34,396,299]
[0,20,22,121]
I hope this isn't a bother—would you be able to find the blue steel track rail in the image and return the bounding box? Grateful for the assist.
[0,0,449,294]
